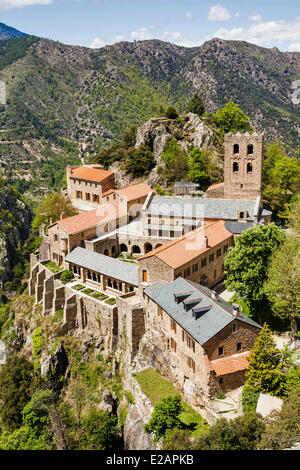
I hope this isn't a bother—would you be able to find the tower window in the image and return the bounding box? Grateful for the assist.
[233,144,239,154]
[233,162,239,173]
[247,144,254,155]
[247,162,253,174]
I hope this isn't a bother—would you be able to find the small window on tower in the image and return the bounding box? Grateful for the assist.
[247,144,254,155]
[233,144,239,154]
[247,162,253,174]
[233,162,239,173]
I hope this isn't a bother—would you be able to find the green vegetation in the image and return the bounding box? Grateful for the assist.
[134,368,177,404]
[143,394,184,443]
[224,223,286,323]
[186,94,205,117]
[241,385,259,413]
[245,324,289,397]
[164,106,179,119]
[213,102,253,136]
[32,192,78,229]
[60,270,74,284]
[158,139,189,184]
[265,234,300,342]
[263,142,300,219]
[44,261,63,273]
[123,144,156,177]
[32,327,43,375]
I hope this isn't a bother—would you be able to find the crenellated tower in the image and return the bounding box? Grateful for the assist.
[223,132,264,200]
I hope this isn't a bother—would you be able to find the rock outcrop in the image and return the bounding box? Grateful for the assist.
[135,113,213,160]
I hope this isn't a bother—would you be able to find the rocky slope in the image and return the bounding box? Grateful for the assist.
[0,35,300,192]
[0,23,27,41]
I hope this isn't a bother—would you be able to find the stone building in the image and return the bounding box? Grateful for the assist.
[48,203,128,265]
[65,246,138,295]
[142,192,271,239]
[101,183,154,220]
[174,181,200,195]
[138,220,234,288]
[66,164,115,211]
[143,277,261,396]
[206,131,265,201]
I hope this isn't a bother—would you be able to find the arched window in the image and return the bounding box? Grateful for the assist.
[247,144,254,155]
[233,144,239,154]
[132,245,141,254]
[233,162,239,173]
[120,244,128,252]
[247,162,253,174]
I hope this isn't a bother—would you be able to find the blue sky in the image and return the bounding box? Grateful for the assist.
[1,0,300,51]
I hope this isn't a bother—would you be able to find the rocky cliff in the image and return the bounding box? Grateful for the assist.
[0,178,32,284]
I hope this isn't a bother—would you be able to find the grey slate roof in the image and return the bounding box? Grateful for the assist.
[65,247,138,286]
[146,196,258,221]
[225,221,254,234]
[144,277,261,345]
[175,182,200,187]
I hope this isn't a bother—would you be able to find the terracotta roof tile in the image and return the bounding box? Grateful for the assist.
[115,183,154,202]
[138,220,233,269]
[206,182,224,192]
[58,203,125,235]
[210,351,250,376]
[70,166,114,183]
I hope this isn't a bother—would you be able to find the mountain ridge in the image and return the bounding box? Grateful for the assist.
[0,22,27,41]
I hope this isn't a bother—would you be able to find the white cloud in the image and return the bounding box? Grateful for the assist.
[185,12,192,20]
[234,12,240,18]
[250,14,262,23]
[287,42,300,52]
[215,17,300,45]
[130,27,153,41]
[0,0,51,8]
[90,35,124,49]
[130,26,182,43]
[208,5,231,21]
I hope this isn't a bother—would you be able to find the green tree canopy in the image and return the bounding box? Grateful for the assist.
[187,147,210,189]
[263,142,300,218]
[123,144,156,177]
[165,106,179,119]
[32,192,77,229]
[121,125,138,149]
[213,102,253,135]
[224,223,286,321]
[143,393,184,443]
[265,235,300,342]
[80,408,119,450]
[0,355,34,430]
[159,139,189,183]
[186,94,205,117]
[192,412,265,450]
[245,323,287,396]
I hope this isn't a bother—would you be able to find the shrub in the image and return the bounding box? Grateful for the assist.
[242,385,259,413]
[60,270,74,284]
[165,106,179,119]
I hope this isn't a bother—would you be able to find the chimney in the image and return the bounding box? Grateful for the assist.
[60,211,66,220]
[200,236,208,247]
[232,304,240,316]
[211,290,218,301]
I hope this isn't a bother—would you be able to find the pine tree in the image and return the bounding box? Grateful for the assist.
[186,94,205,117]
[245,324,286,397]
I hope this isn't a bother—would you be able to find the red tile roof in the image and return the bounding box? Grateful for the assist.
[210,351,251,376]
[70,166,114,183]
[138,220,233,269]
[206,182,224,192]
[57,203,125,235]
[115,183,154,202]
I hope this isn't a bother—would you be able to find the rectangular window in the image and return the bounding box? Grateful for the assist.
[201,258,207,267]
[223,244,228,253]
[171,338,177,353]
[187,357,195,373]
[209,253,214,263]
[186,267,190,276]
[142,270,147,282]
[170,319,176,333]
[232,324,237,333]
[217,248,221,257]
[218,346,224,356]
[237,342,242,352]
[157,306,163,319]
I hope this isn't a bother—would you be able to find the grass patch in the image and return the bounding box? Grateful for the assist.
[134,368,178,404]
[72,284,85,291]
[82,288,94,294]
[134,368,208,437]
[105,297,116,305]
[44,261,63,274]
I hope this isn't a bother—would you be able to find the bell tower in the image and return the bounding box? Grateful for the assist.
[223,132,264,200]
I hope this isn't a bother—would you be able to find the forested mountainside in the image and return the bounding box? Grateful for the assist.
[0,23,27,41]
[0,35,300,196]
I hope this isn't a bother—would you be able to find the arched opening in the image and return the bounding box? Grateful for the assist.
[247,162,253,174]
[144,242,153,254]
[247,144,254,155]
[111,246,116,257]
[233,162,239,174]
[233,144,239,154]
[132,245,141,254]
[120,244,128,253]
[155,243,163,249]
[104,249,109,256]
